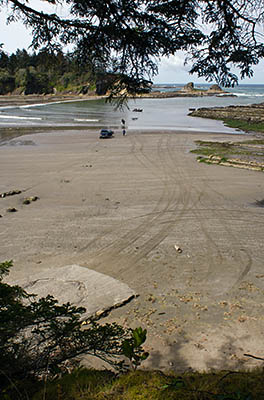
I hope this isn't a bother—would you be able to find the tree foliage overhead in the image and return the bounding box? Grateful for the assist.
[1,0,264,93]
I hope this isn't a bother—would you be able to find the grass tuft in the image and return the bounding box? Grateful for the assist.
[191,138,264,172]
[223,119,264,133]
[23,368,264,400]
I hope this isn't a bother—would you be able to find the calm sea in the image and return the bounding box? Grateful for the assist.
[0,84,264,141]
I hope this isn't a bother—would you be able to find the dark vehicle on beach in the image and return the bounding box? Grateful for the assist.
[100,129,114,139]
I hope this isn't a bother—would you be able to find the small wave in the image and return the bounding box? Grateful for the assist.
[0,115,42,120]
[231,93,250,97]
[232,92,264,97]
[74,118,99,122]
[20,103,49,109]
[0,99,90,111]
[20,98,93,109]
[0,105,20,110]
[217,93,236,97]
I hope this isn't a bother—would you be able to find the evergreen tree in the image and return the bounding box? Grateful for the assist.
[1,0,264,95]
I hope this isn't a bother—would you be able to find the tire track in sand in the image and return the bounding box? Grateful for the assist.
[83,135,181,271]
[166,136,253,294]
[102,134,202,275]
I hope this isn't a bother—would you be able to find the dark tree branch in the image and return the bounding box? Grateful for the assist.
[244,353,264,361]
[1,0,264,91]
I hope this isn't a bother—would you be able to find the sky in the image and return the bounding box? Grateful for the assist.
[1,1,263,85]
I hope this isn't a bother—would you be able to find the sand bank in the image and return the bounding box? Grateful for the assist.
[1,127,264,371]
[0,93,102,108]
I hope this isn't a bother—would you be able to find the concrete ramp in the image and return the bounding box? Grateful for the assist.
[8,265,136,319]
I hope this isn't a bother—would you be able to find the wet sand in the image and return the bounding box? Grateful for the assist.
[1,127,264,371]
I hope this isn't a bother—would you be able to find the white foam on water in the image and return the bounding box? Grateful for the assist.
[74,118,99,122]
[231,92,264,97]
[19,98,92,109]
[0,115,42,120]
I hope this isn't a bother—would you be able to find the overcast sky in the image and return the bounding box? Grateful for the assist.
[1,2,263,85]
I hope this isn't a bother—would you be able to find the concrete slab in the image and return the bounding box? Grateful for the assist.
[7,264,136,320]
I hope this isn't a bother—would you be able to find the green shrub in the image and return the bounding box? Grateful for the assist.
[0,261,148,399]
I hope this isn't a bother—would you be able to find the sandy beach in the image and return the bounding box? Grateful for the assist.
[1,126,264,371]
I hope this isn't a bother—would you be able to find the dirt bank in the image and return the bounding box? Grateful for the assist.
[0,93,103,107]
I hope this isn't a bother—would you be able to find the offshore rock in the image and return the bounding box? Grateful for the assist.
[139,82,229,98]
[208,84,223,92]
[183,82,194,91]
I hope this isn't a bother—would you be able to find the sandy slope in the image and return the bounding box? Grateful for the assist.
[1,128,264,371]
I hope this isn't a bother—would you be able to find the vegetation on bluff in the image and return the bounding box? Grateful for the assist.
[0,48,97,95]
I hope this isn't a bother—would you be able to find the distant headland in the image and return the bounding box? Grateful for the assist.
[0,82,233,107]
[139,82,233,98]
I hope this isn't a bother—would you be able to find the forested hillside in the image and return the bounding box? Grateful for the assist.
[0,48,97,95]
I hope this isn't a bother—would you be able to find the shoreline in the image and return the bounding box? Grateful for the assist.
[1,126,264,371]
[189,103,264,134]
[0,125,97,144]
[0,86,230,109]
[0,125,249,146]
[1,92,262,142]
[0,94,105,108]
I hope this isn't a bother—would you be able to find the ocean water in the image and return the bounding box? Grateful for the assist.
[153,83,264,98]
[0,84,264,141]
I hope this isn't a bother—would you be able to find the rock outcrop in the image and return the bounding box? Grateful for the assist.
[181,82,225,95]
[7,265,136,320]
[208,84,223,92]
[183,82,195,91]
[189,103,264,123]
[139,82,229,98]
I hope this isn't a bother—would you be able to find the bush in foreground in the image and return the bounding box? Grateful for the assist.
[0,261,148,399]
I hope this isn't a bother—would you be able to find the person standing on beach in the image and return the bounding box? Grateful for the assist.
[121,119,126,136]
